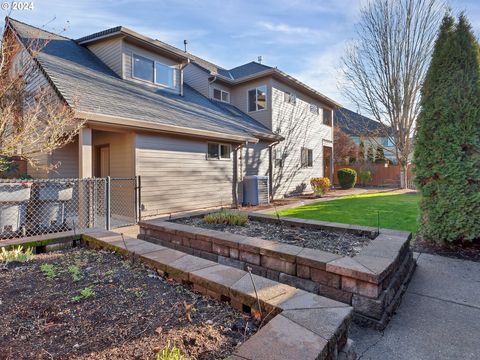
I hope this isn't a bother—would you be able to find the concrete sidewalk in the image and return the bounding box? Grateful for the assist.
[351,253,480,360]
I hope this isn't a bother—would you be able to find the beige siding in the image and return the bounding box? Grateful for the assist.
[270,79,333,197]
[87,37,123,77]
[183,64,209,97]
[230,77,272,129]
[123,42,182,94]
[136,133,234,217]
[209,82,232,102]
[49,138,79,178]
[92,130,135,178]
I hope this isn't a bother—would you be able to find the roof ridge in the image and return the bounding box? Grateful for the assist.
[6,17,72,40]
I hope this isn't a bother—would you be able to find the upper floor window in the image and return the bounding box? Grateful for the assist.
[310,104,319,115]
[207,142,231,160]
[284,91,296,105]
[301,147,313,168]
[382,138,394,147]
[323,109,332,126]
[132,53,175,88]
[248,85,267,112]
[213,88,230,103]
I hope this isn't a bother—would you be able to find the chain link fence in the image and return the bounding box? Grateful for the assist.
[0,177,140,240]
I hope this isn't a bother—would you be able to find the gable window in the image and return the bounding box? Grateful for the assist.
[213,88,230,103]
[323,109,332,126]
[132,53,176,88]
[155,62,174,88]
[301,147,313,168]
[207,142,231,160]
[310,104,319,115]
[133,54,154,82]
[284,91,296,105]
[248,85,267,112]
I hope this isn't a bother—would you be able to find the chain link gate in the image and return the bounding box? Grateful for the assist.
[0,177,141,240]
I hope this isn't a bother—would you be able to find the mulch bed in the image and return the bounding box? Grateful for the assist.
[174,217,373,257]
[413,240,480,262]
[0,247,257,360]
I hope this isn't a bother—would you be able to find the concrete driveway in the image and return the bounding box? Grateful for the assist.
[351,253,480,360]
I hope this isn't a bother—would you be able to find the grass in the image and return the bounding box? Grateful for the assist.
[277,191,420,233]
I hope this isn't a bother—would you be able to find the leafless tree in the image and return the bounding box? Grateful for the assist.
[0,21,83,174]
[342,0,445,187]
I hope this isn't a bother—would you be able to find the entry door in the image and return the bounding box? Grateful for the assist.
[323,146,332,181]
[98,145,110,177]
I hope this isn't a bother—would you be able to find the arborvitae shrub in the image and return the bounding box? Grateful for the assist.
[337,168,357,189]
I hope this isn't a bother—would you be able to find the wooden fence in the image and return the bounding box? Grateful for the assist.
[333,164,415,189]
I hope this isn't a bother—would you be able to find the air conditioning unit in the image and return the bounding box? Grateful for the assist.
[243,176,269,206]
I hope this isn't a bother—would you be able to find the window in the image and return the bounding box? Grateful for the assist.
[207,143,231,160]
[382,138,393,147]
[274,146,284,168]
[133,54,154,82]
[301,147,313,168]
[310,104,319,115]
[248,85,267,112]
[284,91,296,105]
[132,53,176,88]
[323,109,332,126]
[213,88,230,103]
[155,62,174,88]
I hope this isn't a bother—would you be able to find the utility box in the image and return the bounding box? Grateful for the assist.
[243,176,269,206]
[0,182,32,238]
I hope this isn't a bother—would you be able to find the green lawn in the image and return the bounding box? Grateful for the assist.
[277,192,420,233]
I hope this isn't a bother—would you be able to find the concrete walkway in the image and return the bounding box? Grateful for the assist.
[351,253,480,360]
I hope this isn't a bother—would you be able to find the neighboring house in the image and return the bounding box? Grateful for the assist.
[334,107,397,164]
[5,18,338,217]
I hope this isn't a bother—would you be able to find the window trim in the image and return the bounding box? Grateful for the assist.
[206,142,232,160]
[284,91,297,105]
[310,103,319,115]
[212,87,230,103]
[247,85,267,112]
[131,52,176,89]
[301,147,313,168]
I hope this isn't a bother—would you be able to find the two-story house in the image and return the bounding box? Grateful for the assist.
[5,17,338,217]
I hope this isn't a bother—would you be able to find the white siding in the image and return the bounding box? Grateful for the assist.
[87,37,123,77]
[136,133,235,217]
[183,64,209,97]
[270,79,333,197]
[123,42,182,94]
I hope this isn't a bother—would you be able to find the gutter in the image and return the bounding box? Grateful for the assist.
[75,110,260,143]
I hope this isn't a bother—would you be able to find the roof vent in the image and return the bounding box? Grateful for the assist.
[184,39,188,53]
[257,56,263,64]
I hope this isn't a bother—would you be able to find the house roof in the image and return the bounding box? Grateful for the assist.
[335,107,390,137]
[73,22,340,108]
[6,18,278,143]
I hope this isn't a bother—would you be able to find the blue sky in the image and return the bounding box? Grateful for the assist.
[3,0,479,108]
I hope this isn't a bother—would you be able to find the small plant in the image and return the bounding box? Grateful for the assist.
[337,168,357,189]
[156,341,186,360]
[68,265,82,281]
[310,177,331,197]
[72,287,95,302]
[204,210,248,226]
[40,263,56,280]
[0,246,33,263]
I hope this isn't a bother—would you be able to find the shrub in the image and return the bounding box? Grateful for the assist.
[204,210,248,226]
[337,168,357,189]
[358,170,372,186]
[310,177,331,197]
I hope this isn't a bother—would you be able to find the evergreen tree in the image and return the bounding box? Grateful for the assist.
[358,140,365,161]
[375,145,386,164]
[413,14,480,243]
[367,145,375,163]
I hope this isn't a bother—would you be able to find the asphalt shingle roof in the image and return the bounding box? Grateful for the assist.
[8,18,276,141]
[335,107,389,137]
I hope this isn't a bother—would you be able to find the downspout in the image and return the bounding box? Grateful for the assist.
[233,143,245,208]
[268,140,281,202]
[179,59,190,97]
[208,75,217,98]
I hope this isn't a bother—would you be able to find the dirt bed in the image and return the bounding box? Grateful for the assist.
[0,247,256,360]
[174,217,373,256]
